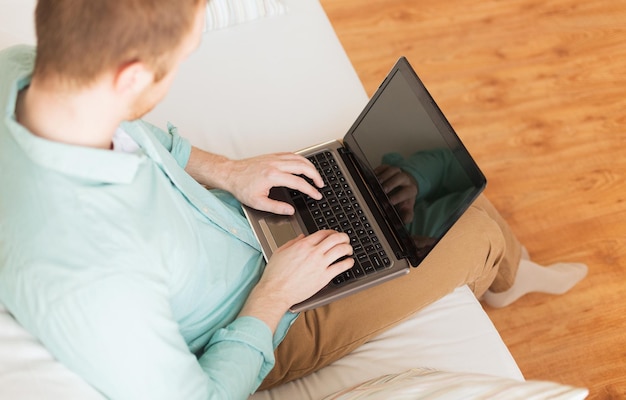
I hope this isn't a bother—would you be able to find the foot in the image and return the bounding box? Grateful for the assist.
[482,259,588,308]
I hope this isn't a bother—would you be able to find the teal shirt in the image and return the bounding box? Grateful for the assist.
[0,46,297,400]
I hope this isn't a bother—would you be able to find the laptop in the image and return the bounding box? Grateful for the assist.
[243,57,487,312]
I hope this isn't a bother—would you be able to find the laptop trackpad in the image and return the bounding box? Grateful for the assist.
[259,217,300,253]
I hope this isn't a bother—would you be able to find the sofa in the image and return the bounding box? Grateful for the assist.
[0,0,587,398]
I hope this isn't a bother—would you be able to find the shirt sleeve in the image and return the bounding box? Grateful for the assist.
[200,317,276,391]
[136,120,192,169]
[35,274,274,400]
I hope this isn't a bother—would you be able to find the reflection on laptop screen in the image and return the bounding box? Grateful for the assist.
[345,64,485,264]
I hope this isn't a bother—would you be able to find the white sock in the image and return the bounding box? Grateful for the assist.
[482,258,588,308]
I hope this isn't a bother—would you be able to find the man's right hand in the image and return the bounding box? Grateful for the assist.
[185,149,324,215]
[238,230,354,331]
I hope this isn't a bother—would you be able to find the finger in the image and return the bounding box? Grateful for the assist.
[323,242,354,263]
[385,172,408,190]
[276,173,323,200]
[300,162,325,189]
[326,256,355,277]
[386,170,415,191]
[297,230,347,255]
[272,154,325,189]
[301,229,337,246]
[252,196,296,215]
[388,186,417,205]
[377,168,403,191]
[376,165,400,181]
[374,164,391,176]
[316,231,351,255]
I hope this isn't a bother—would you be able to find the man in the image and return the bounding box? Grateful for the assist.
[0,0,587,399]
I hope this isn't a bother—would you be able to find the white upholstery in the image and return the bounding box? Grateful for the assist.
[0,0,523,399]
[146,0,368,159]
[0,303,104,400]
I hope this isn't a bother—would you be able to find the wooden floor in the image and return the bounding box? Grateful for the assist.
[319,0,626,398]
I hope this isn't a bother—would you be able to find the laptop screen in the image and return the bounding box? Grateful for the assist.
[343,57,486,266]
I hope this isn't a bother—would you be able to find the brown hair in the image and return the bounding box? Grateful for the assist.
[33,0,204,86]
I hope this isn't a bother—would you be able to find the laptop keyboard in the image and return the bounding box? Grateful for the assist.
[288,151,392,286]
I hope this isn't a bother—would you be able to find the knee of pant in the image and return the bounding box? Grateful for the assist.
[464,206,507,297]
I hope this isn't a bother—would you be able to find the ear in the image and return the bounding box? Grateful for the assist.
[113,61,154,96]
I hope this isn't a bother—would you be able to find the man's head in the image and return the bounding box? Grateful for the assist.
[34,0,205,85]
[15,0,206,148]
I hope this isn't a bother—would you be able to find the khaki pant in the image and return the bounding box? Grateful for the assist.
[259,195,521,390]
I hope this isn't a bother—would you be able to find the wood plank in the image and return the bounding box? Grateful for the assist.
[320,0,626,397]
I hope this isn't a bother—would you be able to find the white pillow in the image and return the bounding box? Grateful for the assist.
[205,0,286,31]
[323,368,588,400]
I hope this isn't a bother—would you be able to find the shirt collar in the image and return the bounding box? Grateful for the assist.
[7,118,146,184]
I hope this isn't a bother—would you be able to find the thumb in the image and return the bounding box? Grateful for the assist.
[252,197,295,215]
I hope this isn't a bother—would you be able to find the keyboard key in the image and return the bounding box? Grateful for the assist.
[362,262,376,274]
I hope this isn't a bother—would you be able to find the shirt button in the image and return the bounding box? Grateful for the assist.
[231,228,238,235]
[202,207,209,213]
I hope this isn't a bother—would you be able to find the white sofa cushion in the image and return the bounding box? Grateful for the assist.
[323,368,588,400]
[205,0,287,31]
[0,303,103,400]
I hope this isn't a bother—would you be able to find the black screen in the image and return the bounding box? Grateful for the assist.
[343,57,486,266]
